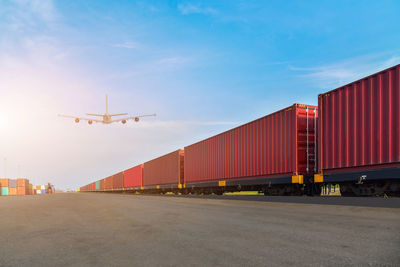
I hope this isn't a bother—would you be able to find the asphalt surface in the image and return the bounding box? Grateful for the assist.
[0,193,399,267]
[142,193,400,208]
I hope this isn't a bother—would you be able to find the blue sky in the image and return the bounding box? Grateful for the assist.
[0,0,399,189]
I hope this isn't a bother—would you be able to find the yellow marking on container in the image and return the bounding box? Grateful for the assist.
[183,184,186,188]
[314,173,324,183]
[218,181,226,187]
[292,175,304,184]
[141,186,144,190]
[178,184,182,189]
[156,185,160,189]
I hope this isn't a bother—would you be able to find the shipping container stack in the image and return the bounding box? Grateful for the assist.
[9,179,17,196]
[0,179,9,196]
[0,181,54,196]
[0,178,41,196]
[17,179,29,196]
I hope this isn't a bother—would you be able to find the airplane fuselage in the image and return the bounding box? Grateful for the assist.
[102,113,112,124]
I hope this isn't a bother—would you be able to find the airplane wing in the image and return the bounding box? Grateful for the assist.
[109,113,128,117]
[58,114,103,123]
[111,114,156,123]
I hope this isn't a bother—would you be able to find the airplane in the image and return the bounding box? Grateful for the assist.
[58,95,156,125]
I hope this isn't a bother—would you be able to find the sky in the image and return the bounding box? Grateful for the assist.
[0,0,399,190]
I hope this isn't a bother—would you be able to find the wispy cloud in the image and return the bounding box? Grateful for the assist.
[2,0,58,32]
[111,41,141,49]
[178,4,217,15]
[104,56,193,80]
[289,52,400,89]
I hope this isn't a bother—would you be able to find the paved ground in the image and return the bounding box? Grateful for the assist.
[145,193,400,208]
[0,193,399,266]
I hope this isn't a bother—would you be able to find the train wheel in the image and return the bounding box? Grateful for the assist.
[214,189,223,195]
[340,182,389,197]
[386,182,400,197]
[339,184,356,197]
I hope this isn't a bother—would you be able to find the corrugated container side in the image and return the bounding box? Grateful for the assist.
[184,104,317,183]
[113,172,124,189]
[104,176,113,190]
[9,187,17,195]
[100,179,105,190]
[144,150,184,186]
[9,179,17,188]
[1,187,9,196]
[17,178,29,187]
[96,181,100,190]
[17,187,28,195]
[124,164,143,188]
[318,64,400,173]
[0,179,9,187]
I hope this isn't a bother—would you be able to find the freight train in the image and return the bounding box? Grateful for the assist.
[80,64,400,197]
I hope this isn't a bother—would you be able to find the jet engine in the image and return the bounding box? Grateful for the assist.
[88,120,93,125]
[121,119,127,124]
[134,117,139,122]
[75,118,80,123]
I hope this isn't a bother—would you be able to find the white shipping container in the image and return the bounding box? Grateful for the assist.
[36,190,42,194]
[41,185,45,189]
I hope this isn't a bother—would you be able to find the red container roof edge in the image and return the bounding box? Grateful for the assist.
[144,149,184,164]
[185,103,317,149]
[318,64,400,97]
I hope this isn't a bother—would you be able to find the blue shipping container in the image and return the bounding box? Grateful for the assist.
[9,179,17,187]
[41,189,46,194]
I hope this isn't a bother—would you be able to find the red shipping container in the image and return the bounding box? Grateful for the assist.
[184,103,317,184]
[100,179,105,190]
[113,172,124,189]
[17,187,27,195]
[318,64,400,181]
[17,178,29,187]
[144,150,184,186]
[104,176,113,190]
[124,164,143,188]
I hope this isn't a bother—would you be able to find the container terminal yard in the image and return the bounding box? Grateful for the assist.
[1,65,400,267]
[1,2,400,266]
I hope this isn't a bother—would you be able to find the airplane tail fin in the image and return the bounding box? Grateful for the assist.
[106,94,109,113]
